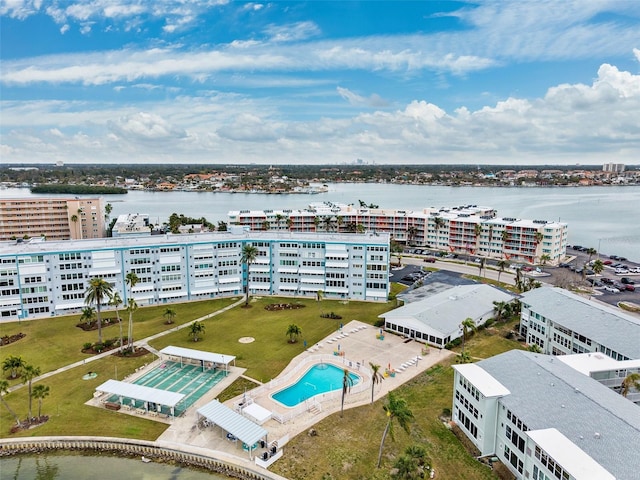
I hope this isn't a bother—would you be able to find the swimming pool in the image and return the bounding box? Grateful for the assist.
[271,363,360,407]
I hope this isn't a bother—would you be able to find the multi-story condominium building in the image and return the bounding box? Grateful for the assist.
[452,350,640,480]
[228,202,568,265]
[602,162,625,173]
[0,230,390,321]
[0,197,105,241]
[518,287,640,361]
[111,213,152,237]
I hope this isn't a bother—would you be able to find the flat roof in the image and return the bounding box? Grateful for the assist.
[198,400,268,447]
[527,428,615,480]
[160,346,235,365]
[453,363,510,398]
[96,379,185,407]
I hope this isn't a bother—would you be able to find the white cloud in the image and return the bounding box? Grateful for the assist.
[337,87,390,108]
[1,61,638,165]
[59,24,69,34]
[264,21,321,43]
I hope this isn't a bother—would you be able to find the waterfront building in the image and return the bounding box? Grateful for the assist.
[228,202,568,265]
[452,350,640,480]
[0,197,105,241]
[518,287,640,361]
[602,163,625,173]
[111,213,152,237]
[379,284,514,348]
[0,230,389,321]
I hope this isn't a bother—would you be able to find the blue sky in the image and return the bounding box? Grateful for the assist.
[1,1,639,165]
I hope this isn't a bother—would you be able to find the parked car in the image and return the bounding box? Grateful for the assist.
[609,255,619,260]
[621,278,635,285]
[600,278,614,285]
[559,262,572,268]
[623,284,636,292]
[631,267,640,274]
[615,268,629,274]
[618,256,628,261]
[573,245,583,250]
[423,257,437,263]
[603,286,620,293]
[602,260,613,265]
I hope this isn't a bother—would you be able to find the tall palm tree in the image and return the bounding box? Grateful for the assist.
[377,391,414,468]
[621,373,640,398]
[433,217,445,241]
[496,259,509,283]
[369,362,384,404]
[76,208,83,239]
[109,292,124,352]
[241,243,258,307]
[592,259,604,276]
[460,317,476,352]
[125,272,139,351]
[336,215,344,232]
[474,223,482,244]
[406,226,418,246]
[286,324,302,343]
[313,216,320,231]
[22,364,41,420]
[104,203,112,224]
[275,213,284,229]
[31,384,50,418]
[286,217,293,230]
[477,257,486,277]
[534,231,543,246]
[493,301,507,322]
[0,379,21,426]
[189,321,205,342]
[261,220,270,230]
[84,277,113,344]
[70,214,79,239]
[2,355,25,380]
[163,308,177,324]
[340,369,355,418]
[540,254,551,266]
[586,247,597,263]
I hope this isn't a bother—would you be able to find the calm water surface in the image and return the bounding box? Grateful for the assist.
[3,184,639,261]
[0,454,229,480]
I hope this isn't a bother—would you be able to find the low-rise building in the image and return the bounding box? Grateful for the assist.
[380,284,514,348]
[452,350,640,480]
[0,231,390,321]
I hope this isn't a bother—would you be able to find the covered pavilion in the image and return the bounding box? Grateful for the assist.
[159,345,236,374]
[95,379,185,416]
[197,399,268,459]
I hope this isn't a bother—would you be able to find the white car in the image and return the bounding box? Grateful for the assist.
[604,286,620,293]
[615,268,629,275]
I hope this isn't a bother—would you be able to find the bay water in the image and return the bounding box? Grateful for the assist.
[3,184,639,261]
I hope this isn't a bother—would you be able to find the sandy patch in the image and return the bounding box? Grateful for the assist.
[238,337,255,344]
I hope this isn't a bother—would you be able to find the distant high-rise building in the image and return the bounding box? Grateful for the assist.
[602,163,625,173]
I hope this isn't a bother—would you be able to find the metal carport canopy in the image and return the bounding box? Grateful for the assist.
[197,400,267,446]
[159,345,235,365]
[95,379,185,407]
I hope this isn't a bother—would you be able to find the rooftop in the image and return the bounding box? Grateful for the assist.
[520,287,640,359]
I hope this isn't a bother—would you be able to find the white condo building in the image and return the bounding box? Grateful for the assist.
[228,202,568,265]
[0,231,390,322]
[452,350,640,480]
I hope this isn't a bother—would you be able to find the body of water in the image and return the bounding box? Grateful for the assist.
[2,184,639,261]
[1,453,229,480]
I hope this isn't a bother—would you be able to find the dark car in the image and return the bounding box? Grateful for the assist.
[600,278,614,285]
[621,278,635,285]
[618,257,628,261]
[559,262,571,268]
[603,260,613,265]
[609,255,619,260]
[573,245,583,250]
[423,257,437,263]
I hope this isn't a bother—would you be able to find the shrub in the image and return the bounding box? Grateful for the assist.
[445,337,462,349]
[484,318,495,328]
[94,343,104,353]
[374,319,385,327]
[83,342,92,351]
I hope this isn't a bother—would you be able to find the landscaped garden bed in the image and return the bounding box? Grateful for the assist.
[264,303,305,311]
[0,333,26,346]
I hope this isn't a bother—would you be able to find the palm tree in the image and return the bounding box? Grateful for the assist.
[104,202,113,223]
[261,220,270,230]
[369,362,384,404]
[76,208,83,239]
[592,259,604,276]
[286,324,302,343]
[528,344,543,353]
[84,277,113,344]
[336,215,344,232]
[189,321,205,342]
[460,317,476,352]
[474,223,482,244]
[534,231,543,246]
[2,355,26,380]
[0,379,21,426]
[163,308,176,325]
[621,373,640,398]
[514,266,524,291]
[406,226,418,246]
[433,216,445,238]
[240,244,258,307]
[477,257,486,277]
[377,391,414,468]
[393,445,429,480]
[340,368,355,418]
[22,364,41,420]
[31,384,50,418]
[80,306,96,327]
[540,254,551,266]
[456,350,472,364]
[70,214,79,238]
[125,272,139,351]
[586,247,597,263]
[275,213,284,229]
[109,292,124,352]
[496,259,509,283]
[493,301,507,322]
[313,216,320,231]
[286,217,293,230]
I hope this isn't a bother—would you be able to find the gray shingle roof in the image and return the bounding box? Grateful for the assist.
[520,287,640,359]
[381,284,514,336]
[479,350,640,480]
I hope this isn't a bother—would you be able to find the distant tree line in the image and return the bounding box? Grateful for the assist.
[31,184,127,194]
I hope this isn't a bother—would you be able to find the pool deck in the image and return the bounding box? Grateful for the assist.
[153,319,455,467]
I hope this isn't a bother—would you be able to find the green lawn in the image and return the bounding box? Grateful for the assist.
[0,288,527,479]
